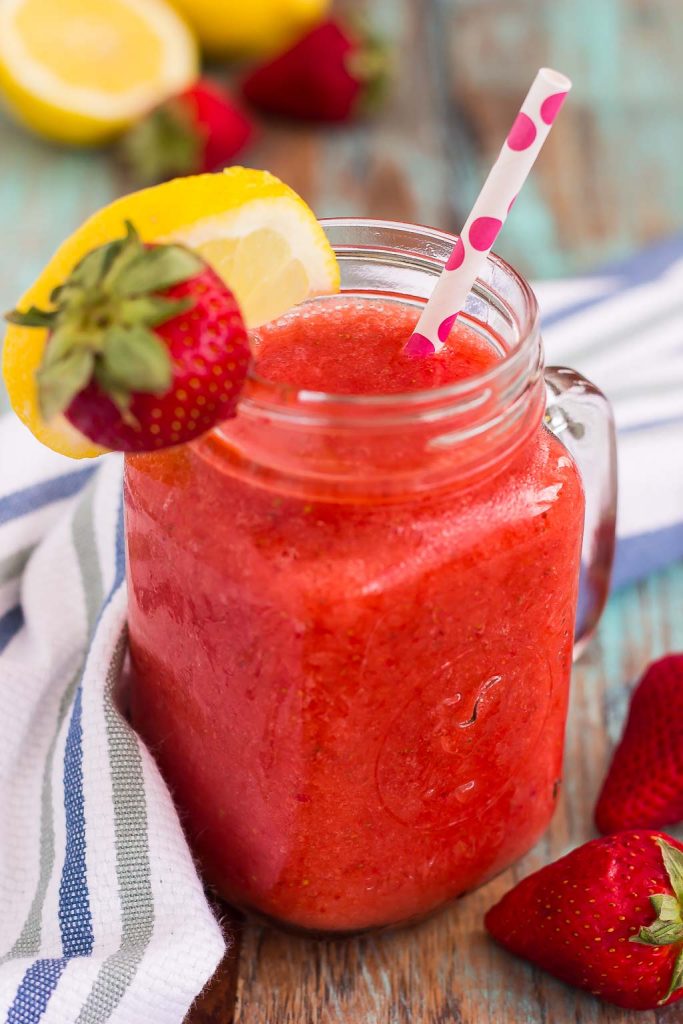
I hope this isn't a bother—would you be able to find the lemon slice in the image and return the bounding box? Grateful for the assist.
[2,168,340,459]
[0,0,197,144]
[164,200,336,327]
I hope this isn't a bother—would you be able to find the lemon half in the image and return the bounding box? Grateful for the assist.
[2,168,340,458]
[0,0,198,144]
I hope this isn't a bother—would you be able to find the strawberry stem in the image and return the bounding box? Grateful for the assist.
[628,838,683,1003]
[120,100,202,186]
[6,223,205,420]
[343,17,391,112]
[657,837,683,904]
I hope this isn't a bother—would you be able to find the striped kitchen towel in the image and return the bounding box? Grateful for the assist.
[0,414,225,1024]
[537,233,683,590]
[0,233,682,1023]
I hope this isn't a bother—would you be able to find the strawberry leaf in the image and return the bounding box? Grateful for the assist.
[652,893,682,922]
[118,295,194,327]
[632,920,683,946]
[71,238,124,293]
[42,328,100,367]
[112,244,204,298]
[101,324,172,394]
[6,306,57,328]
[93,362,132,413]
[661,948,683,1004]
[101,222,148,290]
[631,843,683,950]
[657,838,683,904]
[37,348,94,420]
[120,100,201,186]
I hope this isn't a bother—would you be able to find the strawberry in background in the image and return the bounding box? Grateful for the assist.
[242,18,389,123]
[595,654,683,833]
[121,80,255,185]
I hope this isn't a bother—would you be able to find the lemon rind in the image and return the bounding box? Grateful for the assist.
[0,0,197,122]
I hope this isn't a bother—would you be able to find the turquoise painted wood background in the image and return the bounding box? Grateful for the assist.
[2,0,683,397]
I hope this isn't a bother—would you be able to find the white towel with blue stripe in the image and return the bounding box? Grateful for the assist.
[0,426,225,1023]
[1,235,682,1022]
[536,234,683,588]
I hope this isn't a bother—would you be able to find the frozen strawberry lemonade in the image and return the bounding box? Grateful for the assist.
[2,169,585,935]
[125,296,584,933]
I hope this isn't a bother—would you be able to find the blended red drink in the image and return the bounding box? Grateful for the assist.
[126,228,588,934]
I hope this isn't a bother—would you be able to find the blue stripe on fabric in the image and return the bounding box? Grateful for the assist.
[541,232,683,330]
[618,414,683,436]
[7,959,68,1024]
[58,684,94,957]
[614,521,683,591]
[607,232,683,288]
[0,467,96,527]
[6,659,95,1023]
[0,605,23,654]
[541,281,622,329]
[113,498,125,592]
[7,490,125,1023]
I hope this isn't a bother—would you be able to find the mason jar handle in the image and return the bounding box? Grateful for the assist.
[544,367,618,657]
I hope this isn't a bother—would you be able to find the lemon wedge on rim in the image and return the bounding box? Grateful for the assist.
[0,0,198,144]
[2,168,340,458]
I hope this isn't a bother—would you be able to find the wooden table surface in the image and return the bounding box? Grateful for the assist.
[1,1,682,1020]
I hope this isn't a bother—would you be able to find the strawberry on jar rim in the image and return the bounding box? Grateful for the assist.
[596,654,683,834]
[485,830,683,1011]
[6,222,250,452]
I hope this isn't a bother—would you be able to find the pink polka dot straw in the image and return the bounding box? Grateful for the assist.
[405,67,572,356]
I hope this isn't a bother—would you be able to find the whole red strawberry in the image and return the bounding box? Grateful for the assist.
[7,222,250,452]
[121,80,254,185]
[485,831,683,1010]
[241,18,388,123]
[596,655,683,834]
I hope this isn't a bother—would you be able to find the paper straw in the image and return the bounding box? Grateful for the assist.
[405,67,572,356]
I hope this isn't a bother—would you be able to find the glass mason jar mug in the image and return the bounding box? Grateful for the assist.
[124,219,617,936]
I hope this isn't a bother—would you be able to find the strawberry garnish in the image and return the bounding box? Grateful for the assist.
[7,222,250,452]
[485,831,683,1010]
[595,654,683,834]
[241,18,388,123]
[121,80,254,185]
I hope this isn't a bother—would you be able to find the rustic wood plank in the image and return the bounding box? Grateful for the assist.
[185,906,243,1024]
[445,0,683,278]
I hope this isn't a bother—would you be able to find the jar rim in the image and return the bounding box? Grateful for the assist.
[224,217,541,426]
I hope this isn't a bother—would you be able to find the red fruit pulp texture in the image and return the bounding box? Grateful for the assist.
[125,298,584,933]
[254,300,497,392]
